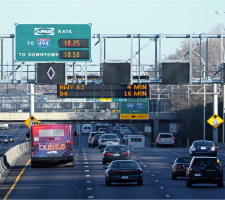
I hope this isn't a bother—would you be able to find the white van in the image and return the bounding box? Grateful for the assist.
[0,124,9,130]
[127,135,145,148]
[82,124,92,135]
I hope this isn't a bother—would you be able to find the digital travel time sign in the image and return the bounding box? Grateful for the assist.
[57,84,149,98]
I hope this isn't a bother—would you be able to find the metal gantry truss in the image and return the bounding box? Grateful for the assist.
[0,33,225,85]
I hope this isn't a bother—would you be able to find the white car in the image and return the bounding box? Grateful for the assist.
[98,134,120,149]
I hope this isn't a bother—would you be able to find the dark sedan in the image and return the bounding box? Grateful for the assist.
[7,135,14,143]
[102,145,130,165]
[171,156,192,179]
[105,160,143,186]
[91,134,104,148]
[189,140,217,157]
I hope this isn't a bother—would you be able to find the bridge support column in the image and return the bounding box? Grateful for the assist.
[153,119,159,143]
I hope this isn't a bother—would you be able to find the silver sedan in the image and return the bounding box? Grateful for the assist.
[98,134,120,149]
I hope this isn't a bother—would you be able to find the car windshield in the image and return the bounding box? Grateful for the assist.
[159,134,172,138]
[94,134,103,139]
[101,135,117,139]
[194,141,214,146]
[176,157,192,163]
[110,161,139,169]
[8,136,13,138]
[193,158,218,167]
[105,146,128,151]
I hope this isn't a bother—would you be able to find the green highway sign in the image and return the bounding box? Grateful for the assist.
[15,23,92,62]
[120,101,149,120]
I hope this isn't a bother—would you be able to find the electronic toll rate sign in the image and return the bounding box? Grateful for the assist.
[15,24,92,62]
[57,84,149,98]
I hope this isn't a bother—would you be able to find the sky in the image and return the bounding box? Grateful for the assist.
[0,0,225,74]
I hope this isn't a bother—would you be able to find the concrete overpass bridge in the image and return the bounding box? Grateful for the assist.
[0,111,180,141]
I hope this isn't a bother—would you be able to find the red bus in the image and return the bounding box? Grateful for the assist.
[31,124,74,168]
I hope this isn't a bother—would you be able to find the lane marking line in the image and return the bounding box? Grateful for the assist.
[88,196,93,199]
[86,175,90,177]
[85,170,90,172]
[87,188,92,190]
[87,181,91,183]
[4,158,31,200]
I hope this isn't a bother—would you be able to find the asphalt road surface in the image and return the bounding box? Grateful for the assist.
[0,124,225,199]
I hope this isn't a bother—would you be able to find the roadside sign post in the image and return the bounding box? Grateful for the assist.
[24,116,39,128]
[120,101,149,120]
[207,114,224,129]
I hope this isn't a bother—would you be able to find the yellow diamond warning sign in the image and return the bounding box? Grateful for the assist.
[207,114,224,129]
[24,115,39,128]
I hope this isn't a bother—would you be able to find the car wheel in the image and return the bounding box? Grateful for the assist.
[105,178,111,186]
[99,146,102,149]
[218,181,223,188]
[88,144,91,148]
[186,180,192,187]
[137,180,143,186]
[92,145,95,148]
[172,174,177,180]
[102,160,106,165]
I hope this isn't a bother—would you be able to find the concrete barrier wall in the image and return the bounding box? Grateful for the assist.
[0,142,30,178]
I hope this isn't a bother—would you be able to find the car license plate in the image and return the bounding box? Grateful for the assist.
[194,174,201,176]
[201,147,206,149]
[122,176,128,179]
[114,154,120,156]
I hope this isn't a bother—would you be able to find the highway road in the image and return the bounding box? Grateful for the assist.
[0,124,30,155]
[0,124,225,199]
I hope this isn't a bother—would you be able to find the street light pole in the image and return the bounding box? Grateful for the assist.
[215,11,225,143]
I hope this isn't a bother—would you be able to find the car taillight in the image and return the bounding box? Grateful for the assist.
[211,146,216,151]
[157,138,161,140]
[113,140,119,142]
[121,153,130,155]
[175,164,184,169]
[171,138,175,140]
[105,153,114,156]
[109,171,115,174]
[143,143,145,146]
[135,170,142,174]
[90,137,93,140]
[217,159,223,172]
[93,140,98,142]
[191,146,196,151]
[101,140,106,142]
[189,160,194,172]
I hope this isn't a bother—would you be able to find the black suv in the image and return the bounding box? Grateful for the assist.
[186,157,224,187]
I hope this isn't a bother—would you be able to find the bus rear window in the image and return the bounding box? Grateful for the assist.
[131,138,142,142]
[39,129,64,137]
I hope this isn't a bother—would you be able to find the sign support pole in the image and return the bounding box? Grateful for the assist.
[29,83,34,117]
[213,83,218,143]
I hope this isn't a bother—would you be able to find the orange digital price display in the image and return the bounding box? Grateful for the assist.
[60,50,89,59]
[60,39,89,48]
